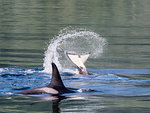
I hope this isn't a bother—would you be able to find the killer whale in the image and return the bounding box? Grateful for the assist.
[66,52,90,75]
[17,63,74,95]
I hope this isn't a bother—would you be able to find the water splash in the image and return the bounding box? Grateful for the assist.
[43,28,107,73]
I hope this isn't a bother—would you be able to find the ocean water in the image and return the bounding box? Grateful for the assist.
[1,0,150,113]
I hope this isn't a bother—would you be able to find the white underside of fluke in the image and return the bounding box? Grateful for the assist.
[66,52,90,74]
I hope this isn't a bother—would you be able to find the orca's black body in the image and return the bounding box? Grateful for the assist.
[17,63,74,95]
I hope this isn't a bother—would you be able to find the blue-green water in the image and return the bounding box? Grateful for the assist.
[1,0,150,113]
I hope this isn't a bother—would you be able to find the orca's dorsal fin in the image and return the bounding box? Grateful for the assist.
[66,52,90,75]
[48,63,66,89]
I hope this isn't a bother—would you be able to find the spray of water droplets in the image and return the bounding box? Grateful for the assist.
[43,28,107,73]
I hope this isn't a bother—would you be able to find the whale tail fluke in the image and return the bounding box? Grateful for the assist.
[66,52,90,75]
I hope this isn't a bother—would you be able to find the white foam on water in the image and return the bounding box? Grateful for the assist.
[0,68,4,72]
[77,88,94,93]
[1,92,13,96]
[43,28,107,73]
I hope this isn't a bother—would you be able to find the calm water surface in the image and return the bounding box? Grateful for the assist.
[0,0,150,113]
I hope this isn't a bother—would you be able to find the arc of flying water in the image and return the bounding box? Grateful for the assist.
[43,30,107,73]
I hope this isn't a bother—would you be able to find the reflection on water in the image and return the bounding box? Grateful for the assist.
[1,0,150,113]
[1,0,150,68]
[1,94,150,113]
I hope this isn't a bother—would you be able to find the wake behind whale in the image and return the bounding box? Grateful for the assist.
[43,28,107,73]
